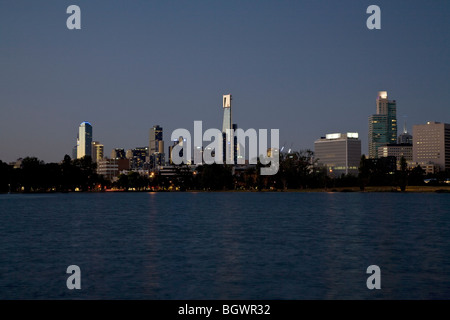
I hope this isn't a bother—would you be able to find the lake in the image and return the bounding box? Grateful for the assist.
[0,192,449,299]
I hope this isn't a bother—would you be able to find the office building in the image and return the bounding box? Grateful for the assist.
[222,94,234,164]
[413,121,450,171]
[126,147,148,170]
[71,145,77,160]
[97,158,130,181]
[314,132,362,177]
[378,143,413,169]
[193,145,203,165]
[111,148,126,160]
[368,91,397,158]
[398,122,413,144]
[169,138,182,165]
[221,94,238,164]
[149,125,164,167]
[91,141,104,163]
[77,121,93,159]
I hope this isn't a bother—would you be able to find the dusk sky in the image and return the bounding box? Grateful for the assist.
[1,0,449,163]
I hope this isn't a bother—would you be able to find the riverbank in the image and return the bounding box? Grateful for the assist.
[284,186,450,193]
[2,185,450,194]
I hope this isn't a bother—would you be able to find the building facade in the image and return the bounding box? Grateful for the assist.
[91,141,104,163]
[111,148,126,160]
[368,91,397,158]
[72,145,77,160]
[222,94,234,164]
[77,121,93,159]
[126,147,148,170]
[377,143,413,169]
[314,132,362,177]
[413,121,450,171]
[149,125,164,167]
[398,122,413,144]
[97,158,130,181]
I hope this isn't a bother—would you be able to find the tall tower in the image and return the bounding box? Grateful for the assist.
[222,94,233,164]
[77,122,93,159]
[368,91,397,158]
[149,125,164,167]
[398,121,413,144]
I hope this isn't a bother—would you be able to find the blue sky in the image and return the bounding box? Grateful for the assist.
[1,0,449,162]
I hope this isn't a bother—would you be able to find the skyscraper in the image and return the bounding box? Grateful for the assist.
[77,122,93,159]
[222,94,234,164]
[368,91,397,158]
[110,148,126,160]
[149,125,164,167]
[169,138,183,165]
[413,121,450,171]
[91,141,104,163]
[71,145,77,160]
[126,147,148,169]
[397,121,413,144]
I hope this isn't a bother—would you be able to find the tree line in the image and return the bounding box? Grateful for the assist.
[0,151,447,193]
[0,155,106,193]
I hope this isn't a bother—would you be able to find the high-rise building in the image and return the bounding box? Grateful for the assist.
[398,121,413,144]
[149,125,164,167]
[232,123,238,164]
[222,94,235,164]
[111,148,126,160]
[169,138,182,165]
[71,145,77,160]
[149,125,163,154]
[77,122,93,159]
[126,147,148,169]
[413,121,450,171]
[91,141,104,163]
[368,91,397,158]
[314,132,361,177]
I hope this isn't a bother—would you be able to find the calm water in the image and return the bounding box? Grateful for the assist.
[0,192,449,299]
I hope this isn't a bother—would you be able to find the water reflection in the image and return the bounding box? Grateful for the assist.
[0,192,449,299]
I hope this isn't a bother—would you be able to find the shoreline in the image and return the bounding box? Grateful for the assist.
[2,186,450,194]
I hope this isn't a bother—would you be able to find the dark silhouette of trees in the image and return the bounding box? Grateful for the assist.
[116,171,150,191]
[396,156,408,191]
[0,149,445,193]
[408,165,425,186]
[0,160,14,193]
[195,164,233,190]
[0,155,107,193]
[275,150,316,190]
[358,155,369,191]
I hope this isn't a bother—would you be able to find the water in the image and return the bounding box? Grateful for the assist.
[0,192,449,299]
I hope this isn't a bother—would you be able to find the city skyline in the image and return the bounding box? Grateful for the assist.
[1,89,449,165]
[1,1,450,163]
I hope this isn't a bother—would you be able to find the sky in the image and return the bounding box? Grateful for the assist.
[0,0,449,163]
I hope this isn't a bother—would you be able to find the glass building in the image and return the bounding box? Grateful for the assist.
[368,91,397,158]
[77,121,93,159]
